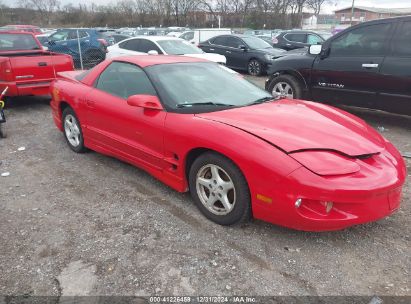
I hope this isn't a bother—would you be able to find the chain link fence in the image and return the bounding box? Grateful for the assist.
[46,29,107,70]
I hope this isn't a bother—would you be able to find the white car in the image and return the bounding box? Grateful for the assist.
[107,36,226,65]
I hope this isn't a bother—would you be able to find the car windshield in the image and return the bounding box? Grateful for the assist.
[242,36,272,49]
[157,39,203,55]
[146,62,273,112]
[0,33,41,51]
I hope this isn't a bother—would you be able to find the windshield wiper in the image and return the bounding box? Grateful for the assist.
[177,102,235,108]
[247,96,276,106]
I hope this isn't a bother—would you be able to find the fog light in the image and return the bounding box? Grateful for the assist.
[295,198,302,208]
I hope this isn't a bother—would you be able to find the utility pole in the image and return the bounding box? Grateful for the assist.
[350,0,355,26]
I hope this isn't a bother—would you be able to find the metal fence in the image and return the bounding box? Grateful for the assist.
[46,29,106,70]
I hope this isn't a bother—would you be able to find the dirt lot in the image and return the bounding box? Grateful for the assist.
[0,76,410,297]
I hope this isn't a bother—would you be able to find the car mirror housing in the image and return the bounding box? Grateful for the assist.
[147,50,158,55]
[239,45,247,51]
[127,95,163,110]
[309,44,322,55]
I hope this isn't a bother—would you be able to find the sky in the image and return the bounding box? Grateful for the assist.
[2,0,411,14]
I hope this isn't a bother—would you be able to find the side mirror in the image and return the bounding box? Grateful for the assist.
[239,45,247,51]
[309,44,322,55]
[147,50,158,55]
[127,95,163,110]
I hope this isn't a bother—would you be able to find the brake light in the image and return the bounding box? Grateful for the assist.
[0,59,12,81]
[98,38,108,46]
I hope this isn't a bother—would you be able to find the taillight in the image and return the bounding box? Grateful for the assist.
[0,59,12,81]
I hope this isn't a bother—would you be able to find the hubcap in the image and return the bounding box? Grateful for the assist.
[248,61,260,75]
[196,164,236,215]
[64,114,81,147]
[272,82,294,98]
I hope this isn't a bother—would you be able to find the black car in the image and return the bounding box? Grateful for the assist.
[265,16,411,116]
[198,34,285,76]
[272,30,325,50]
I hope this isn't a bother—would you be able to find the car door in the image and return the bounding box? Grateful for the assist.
[377,20,411,115]
[48,30,70,53]
[208,36,243,69]
[310,22,393,109]
[84,61,166,170]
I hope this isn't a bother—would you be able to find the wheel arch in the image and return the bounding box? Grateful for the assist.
[268,69,308,93]
[184,147,250,190]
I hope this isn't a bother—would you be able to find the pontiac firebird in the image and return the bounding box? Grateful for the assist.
[50,55,406,231]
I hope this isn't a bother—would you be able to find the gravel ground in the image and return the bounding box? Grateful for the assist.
[0,76,410,297]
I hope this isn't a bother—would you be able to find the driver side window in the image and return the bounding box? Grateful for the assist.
[96,62,157,99]
[330,23,391,56]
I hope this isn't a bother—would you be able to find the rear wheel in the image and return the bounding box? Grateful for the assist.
[268,74,302,99]
[0,124,5,138]
[189,152,251,225]
[84,49,105,68]
[62,107,86,153]
[247,59,262,76]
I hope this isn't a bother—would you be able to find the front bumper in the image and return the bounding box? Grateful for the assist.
[251,146,406,231]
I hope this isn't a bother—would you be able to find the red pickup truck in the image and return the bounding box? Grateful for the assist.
[0,31,74,98]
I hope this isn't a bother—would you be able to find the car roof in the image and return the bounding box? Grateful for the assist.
[111,55,208,67]
[133,36,183,41]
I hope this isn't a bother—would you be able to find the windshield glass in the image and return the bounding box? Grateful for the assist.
[147,62,272,112]
[242,36,272,49]
[0,33,41,51]
[157,39,203,55]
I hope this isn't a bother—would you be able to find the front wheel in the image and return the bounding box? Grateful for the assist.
[267,74,302,99]
[189,152,251,226]
[62,107,86,153]
[247,59,262,76]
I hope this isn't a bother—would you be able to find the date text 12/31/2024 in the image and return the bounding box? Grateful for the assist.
[149,296,257,303]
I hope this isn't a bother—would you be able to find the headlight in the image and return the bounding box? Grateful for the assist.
[290,151,361,176]
[264,54,275,61]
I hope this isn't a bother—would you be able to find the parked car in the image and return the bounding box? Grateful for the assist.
[47,28,107,68]
[272,30,325,50]
[107,36,226,65]
[0,31,73,98]
[98,32,131,46]
[199,34,285,76]
[50,55,405,231]
[179,28,232,45]
[0,25,42,34]
[265,16,411,116]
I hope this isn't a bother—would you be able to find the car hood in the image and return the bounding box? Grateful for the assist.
[196,99,385,156]
[183,53,226,64]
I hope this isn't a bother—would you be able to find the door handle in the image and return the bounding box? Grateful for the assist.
[210,48,214,51]
[38,62,47,67]
[362,63,379,68]
[226,51,231,53]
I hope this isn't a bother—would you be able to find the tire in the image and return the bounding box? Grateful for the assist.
[188,152,251,226]
[267,74,303,99]
[0,124,6,138]
[84,49,105,68]
[247,59,262,76]
[62,107,86,153]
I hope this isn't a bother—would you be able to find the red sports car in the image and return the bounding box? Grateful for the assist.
[50,55,406,231]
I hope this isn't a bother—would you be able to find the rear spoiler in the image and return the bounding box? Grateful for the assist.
[57,71,83,82]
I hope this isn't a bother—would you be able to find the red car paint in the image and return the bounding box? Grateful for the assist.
[50,56,406,231]
[0,32,74,97]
